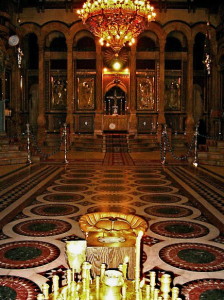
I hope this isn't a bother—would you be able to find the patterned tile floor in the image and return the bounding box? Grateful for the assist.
[0,152,224,299]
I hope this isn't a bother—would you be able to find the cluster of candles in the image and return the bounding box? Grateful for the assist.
[36,232,182,299]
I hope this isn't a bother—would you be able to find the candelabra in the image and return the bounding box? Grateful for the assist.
[37,233,182,299]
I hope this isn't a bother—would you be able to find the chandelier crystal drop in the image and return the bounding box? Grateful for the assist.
[77,0,156,53]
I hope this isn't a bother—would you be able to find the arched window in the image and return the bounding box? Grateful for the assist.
[137,36,156,51]
[165,36,183,52]
[46,31,67,52]
[75,36,96,51]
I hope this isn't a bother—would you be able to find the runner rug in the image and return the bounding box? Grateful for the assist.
[103,152,135,166]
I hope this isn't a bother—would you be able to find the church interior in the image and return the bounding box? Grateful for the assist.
[0,0,224,299]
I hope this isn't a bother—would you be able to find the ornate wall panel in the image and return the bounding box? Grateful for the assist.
[137,76,155,110]
[46,113,66,132]
[50,73,67,111]
[76,76,95,110]
[77,115,94,133]
[164,76,181,111]
[137,115,158,133]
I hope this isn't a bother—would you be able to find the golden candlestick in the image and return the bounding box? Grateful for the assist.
[66,240,87,274]
[122,256,129,280]
[101,269,124,300]
[42,283,49,299]
[160,273,171,299]
[172,287,180,299]
[53,275,59,299]
[100,263,106,282]
[145,284,150,299]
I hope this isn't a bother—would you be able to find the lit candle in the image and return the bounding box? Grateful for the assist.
[70,281,77,298]
[96,275,100,291]
[153,288,159,300]
[42,283,49,298]
[149,271,156,299]
[172,287,179,300]
[53,275,59,299]
[146,284,150,299]
[160,274,171,298]
[67,269,72,286]
[135,231,143,291]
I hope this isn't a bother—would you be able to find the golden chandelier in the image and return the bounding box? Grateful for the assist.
[77,0,156,53]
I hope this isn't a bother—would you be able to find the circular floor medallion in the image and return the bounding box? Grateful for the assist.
[103,170,123,173]
[159,243,224,272]
[137,186,174,193]
[134,179,168,185]
[132,174,162,179]
[13,219,72,236]
[87,205,136,214]
[140,194,181,203]
[0,241,60,269]
[99,179,125,185]
[42,193,84,202]
[52,185,88,192]
[95,185,129,193]
[103,174,124,178]
[66,173,94,178]
[31,204,79,216]
[182,279,224,300]
[68,169,96,173]
[57,179,92,184]
[150,221,209,238]
[0,276,40,300]
[144,205,193,218]
[91,194,133,203]
[133,170,160,174]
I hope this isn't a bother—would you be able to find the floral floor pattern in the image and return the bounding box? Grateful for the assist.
[0,159,223,299]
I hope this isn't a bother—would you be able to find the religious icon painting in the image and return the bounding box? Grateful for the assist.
[164,76,181,111]
[77,76,95,110]
[137,76,155,110]
[50,74,67,110]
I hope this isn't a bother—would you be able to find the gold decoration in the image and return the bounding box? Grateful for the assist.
[77,0,156,53]
[36,237,183,299]
[103,48,129,69]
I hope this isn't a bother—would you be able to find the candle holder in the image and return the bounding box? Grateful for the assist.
[66,240,87,274]
[101,270,124,300]
[37,238,183,299]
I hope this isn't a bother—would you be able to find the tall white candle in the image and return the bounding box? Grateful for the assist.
[135,231,143,291]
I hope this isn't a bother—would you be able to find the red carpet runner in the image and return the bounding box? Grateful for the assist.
[103,152,135,165]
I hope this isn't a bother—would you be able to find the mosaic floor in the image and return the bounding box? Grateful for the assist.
[0,154,224,300]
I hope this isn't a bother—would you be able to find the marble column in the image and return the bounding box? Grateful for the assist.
[11,57,22,137]
[129,44,137,135]
[66,39,74,141]
[185,40,195,143]
[210,40,219,137]
[94,43,103,136]
[157,38,166,141]
[37,38,46,144]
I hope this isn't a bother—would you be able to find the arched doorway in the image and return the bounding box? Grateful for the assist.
[104,86,126,115]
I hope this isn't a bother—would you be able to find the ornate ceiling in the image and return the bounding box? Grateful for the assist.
[6,0,223,13]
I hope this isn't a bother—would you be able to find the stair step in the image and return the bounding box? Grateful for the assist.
[0,144,20,151]
[0,151,27,158]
